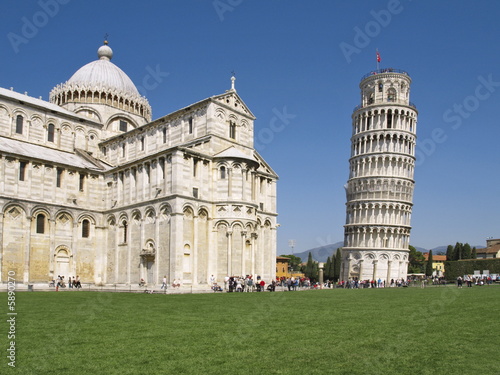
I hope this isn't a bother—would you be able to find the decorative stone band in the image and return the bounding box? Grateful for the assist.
[49,82,152,121]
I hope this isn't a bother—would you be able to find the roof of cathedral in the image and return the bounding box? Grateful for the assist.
[0,137,105,171]
[66,42,140,97]
[214,146,258,163]
[0,87,97,123]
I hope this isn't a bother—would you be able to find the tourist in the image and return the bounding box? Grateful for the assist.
[161,275,167,289]
[246,276,254,292]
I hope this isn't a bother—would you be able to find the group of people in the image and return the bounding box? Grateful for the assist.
[140,276,181,289]
[210,275,276,292]
[457,275,495,288]
[52,275,81,289]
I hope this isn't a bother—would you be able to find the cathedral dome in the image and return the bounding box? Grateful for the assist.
[50,42,152,122]
[67,43,140,97]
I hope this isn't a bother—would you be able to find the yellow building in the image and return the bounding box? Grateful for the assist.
[276,257,291,279]
[423,253,446,277]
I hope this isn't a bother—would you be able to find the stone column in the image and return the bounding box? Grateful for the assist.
[319,263,324,288]
[192,213,198,285]
[154,213,161,284]
[386,260,392,285]
[169,212,184,282]
[24,215,32,283]
[358,259,364,281]
[227,230,233,276]
[346,256,352,280]
[241,231,247,276]
[372,260,378,282]
[251,233,257,277]
[0,212,3,282]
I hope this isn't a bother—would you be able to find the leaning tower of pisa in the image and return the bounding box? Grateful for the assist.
[341,68,418,283]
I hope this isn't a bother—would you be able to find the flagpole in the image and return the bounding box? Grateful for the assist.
[376,49,380,71]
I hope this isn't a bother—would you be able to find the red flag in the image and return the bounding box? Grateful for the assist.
[376,51,381,63]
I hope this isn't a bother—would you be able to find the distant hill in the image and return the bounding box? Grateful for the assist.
[284,243,485,263]
[290,242,343,263]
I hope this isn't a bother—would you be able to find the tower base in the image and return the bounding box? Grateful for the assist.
[340,248,409,283]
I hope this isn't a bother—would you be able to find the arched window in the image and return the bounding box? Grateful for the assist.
[378,83,383,92]
[119,120,127,132]
[56,168,63,188]
[220,166,226,179]
[82,219,90,238]
[368,92,374,104]
[188,117,193,134]
[229,121,236,139]
[19,161,27,181]
[48,123,55,142]
[36,214,45,234]
[16,115,23,134]
[122,220,128,243]
[162,127,167,143]
[387,88,396,102]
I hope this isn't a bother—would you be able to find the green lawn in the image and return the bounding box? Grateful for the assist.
[1,286,499,374]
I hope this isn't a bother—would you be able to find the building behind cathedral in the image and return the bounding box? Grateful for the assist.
[0,42,278,287]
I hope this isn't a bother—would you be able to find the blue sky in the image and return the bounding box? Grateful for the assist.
[1,0,499,254]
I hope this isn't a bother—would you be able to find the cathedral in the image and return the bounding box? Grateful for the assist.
[0,42,278,287]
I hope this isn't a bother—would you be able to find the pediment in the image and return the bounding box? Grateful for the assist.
[211,91,255,119]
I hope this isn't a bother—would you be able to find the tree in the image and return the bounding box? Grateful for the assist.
[334,248,342,281]
[453,242,463,261]
[425,250,433,277]
[312,262,319,282]
[278,254,302,271]
[446,245,454,261]
[462,243,472,259]
[472,247,477,259]
[305,252,315,279]
[328,255,336,281]
[324,257,332,279]
[408,245,424,273]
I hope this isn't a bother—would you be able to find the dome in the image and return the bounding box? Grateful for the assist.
[67,43,139,96]
[50,42,152,122]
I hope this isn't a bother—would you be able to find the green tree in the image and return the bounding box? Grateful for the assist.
[472,247,477,259]
[334,248,342,281]
[324,257,332,279]
[462,243,472,259]
[328,255,336,281]
[312,262,319,282]
[278,254,302,271]
[453,242,463,261]
[305,252,315,279]
[446,245,454,261]
[408,245,424,273]
[425,250,433,277]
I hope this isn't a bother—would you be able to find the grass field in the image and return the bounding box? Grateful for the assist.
[1,285,499,375]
